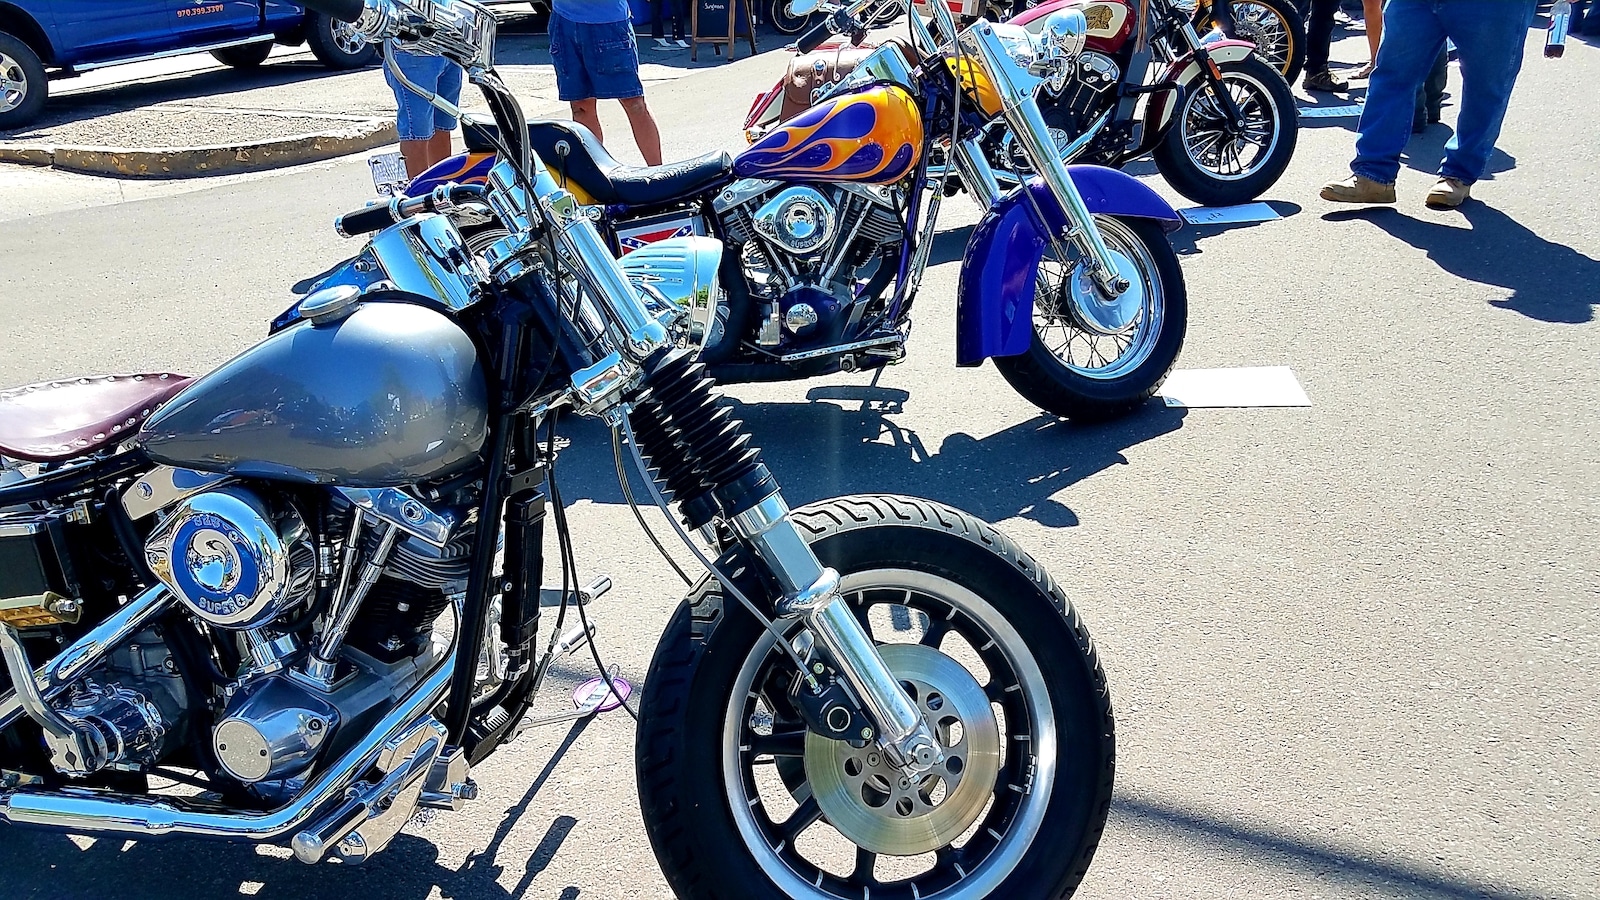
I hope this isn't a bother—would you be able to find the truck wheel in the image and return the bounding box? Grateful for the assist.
[307,12,378,69]
[210,42,273,69]
[0,32,48,129]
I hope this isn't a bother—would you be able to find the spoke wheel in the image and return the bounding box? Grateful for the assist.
[1231,0,1302,80]
[1032,216,1165,381]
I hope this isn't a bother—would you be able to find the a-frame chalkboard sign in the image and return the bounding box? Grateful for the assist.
[690,0,757,61]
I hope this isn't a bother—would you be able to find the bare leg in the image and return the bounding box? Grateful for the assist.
[570,99,603,144]
[1363,0,1383,62]
[400,138,433,179]
[620,95,663,166]
[427,131,453,167]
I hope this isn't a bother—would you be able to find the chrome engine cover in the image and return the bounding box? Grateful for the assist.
[144,488,310,630]
[752,186,837,256]
[213,675,339,783]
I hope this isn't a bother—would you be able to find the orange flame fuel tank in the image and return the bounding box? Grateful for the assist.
[734,84,923,184]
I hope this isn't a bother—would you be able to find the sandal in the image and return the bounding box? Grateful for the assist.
[1353,60,1376,78]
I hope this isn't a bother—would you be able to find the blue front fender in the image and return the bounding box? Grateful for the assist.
[955,166,1180,366]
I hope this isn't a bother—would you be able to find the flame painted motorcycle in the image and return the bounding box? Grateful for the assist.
[386,0,1189,422]
[749,0,1299,207]
[0,0,1115,896]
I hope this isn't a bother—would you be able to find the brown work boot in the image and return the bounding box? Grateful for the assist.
[1425,177,1470,209]
[1304,69,1349,93]
[1320,175,1397,204]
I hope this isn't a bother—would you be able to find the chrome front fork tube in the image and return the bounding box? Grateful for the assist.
[730,495,944,775]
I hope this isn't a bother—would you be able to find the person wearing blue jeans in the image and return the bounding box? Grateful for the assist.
[549,0,663,165]
[1321,0,1537,210]
[384,46,464,179]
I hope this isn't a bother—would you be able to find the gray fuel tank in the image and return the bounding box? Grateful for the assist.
[140,300,488,487]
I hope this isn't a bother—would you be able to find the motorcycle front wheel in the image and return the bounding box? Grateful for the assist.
[637,495,1115,900]
[994,215,1187,421]
[1153,54,1299,207]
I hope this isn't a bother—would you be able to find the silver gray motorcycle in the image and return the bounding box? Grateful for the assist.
[0,1,1113,896]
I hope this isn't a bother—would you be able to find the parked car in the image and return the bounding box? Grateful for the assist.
[0,1,379,129]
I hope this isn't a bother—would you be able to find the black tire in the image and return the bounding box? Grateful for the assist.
[994,215,1187,421]
[210,41,273,69]
[769,0,814,34]
[0,32,48,130]
[637,495,1115,900]
[306,11,378,69]
[1152,53,1298,207]
[1209,0,1307,83]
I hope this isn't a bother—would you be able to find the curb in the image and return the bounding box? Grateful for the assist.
[0,118,397,178]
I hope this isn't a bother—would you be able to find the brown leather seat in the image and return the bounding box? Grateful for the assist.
[0,374,192,463]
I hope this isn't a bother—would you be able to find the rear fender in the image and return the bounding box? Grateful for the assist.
[955,167,1179,366]
[1146,40,1259,134]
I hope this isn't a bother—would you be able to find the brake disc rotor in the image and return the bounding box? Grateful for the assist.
[805,644,1000,856]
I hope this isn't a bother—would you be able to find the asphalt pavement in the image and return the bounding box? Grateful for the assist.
[0,21,1596,900]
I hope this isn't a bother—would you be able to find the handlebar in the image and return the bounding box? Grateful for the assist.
[795,15,838,53]
[298,0,366,24]
[336,183,486,237]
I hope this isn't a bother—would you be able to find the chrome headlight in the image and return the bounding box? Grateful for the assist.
[1041,9,1089,63]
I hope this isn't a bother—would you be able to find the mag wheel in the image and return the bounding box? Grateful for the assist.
[307,11,378,68]
[0,32,48,129]
[994,215,1187,421]
[637,496,1115,900]
[1153,54,1299,206]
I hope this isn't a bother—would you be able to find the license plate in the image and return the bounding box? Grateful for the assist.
[368,151,408,196]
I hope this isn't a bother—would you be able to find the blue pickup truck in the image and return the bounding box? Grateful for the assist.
[0,1,379,129]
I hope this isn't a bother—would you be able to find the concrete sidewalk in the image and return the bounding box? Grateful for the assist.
[0,15,786,177]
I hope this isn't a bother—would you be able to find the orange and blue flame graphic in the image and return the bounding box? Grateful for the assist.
[734,86,922,185]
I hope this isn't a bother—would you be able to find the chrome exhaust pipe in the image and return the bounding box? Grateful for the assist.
[0,651,454,840]
[0,585,175,734]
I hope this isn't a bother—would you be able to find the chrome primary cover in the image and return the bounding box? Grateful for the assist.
[139,301,488,487]
[143,488,307,630]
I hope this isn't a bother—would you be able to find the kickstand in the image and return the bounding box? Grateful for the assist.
[868,366,885,390]
[513,664,622,735]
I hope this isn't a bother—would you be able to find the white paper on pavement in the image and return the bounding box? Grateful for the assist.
[1159,366,1311,408]
[1179,202,1283,226]
[1298,103,1365,119]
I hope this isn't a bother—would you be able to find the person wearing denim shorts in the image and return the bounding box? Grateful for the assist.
[548,0,663,166]
[383,45,464,179]
[1320,0,1538,210]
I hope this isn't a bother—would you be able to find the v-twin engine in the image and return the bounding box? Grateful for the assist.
[717,180,903,348]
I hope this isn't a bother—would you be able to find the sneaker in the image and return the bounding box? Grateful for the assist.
[1304,70,1349,93]
[1425,177,1470,209]
[1321,175,1397,204]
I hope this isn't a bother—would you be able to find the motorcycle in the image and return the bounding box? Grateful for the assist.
[0,0,1116,896]
[748,0,1299,207]
[392,0,1189,422]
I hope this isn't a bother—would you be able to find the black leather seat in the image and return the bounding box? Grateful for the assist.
[461,114,733,208]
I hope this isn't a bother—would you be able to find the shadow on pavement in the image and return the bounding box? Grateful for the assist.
[0,718,592,899]
[1324,204,1599,324]
[555,387,1188,529]
[1117,788,1561,900]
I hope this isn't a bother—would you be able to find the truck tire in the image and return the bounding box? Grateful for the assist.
[306,12,378,69]
[0,32,48,129]
[210,42,273,69]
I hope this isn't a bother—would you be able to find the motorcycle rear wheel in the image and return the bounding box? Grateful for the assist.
[636,495,1115,900]
[1153,53,1299,207]
[994,215,1187,421]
